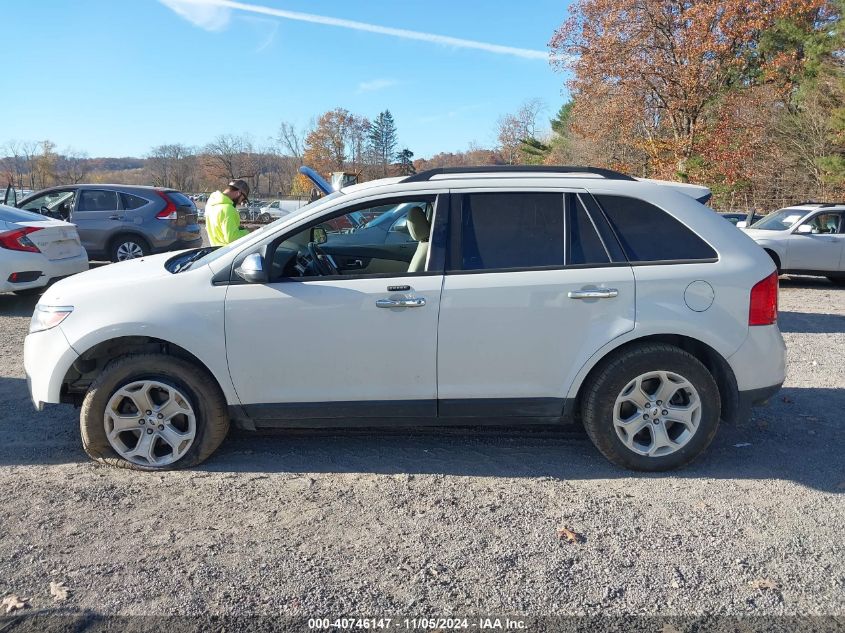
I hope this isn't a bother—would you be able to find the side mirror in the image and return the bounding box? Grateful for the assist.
[796,224,813,234]
[234,252,268,284]
[736,221,747,229]
[310,226,328,244]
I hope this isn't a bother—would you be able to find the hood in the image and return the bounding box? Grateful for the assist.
[740,228,779,240]
[38,252,175,305]
[636,178,711,204]
[206,191,230,208]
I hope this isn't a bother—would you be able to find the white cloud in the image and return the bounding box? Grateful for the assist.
[159,0,231,31]
[159,0,549,60]
[357,79,397,94]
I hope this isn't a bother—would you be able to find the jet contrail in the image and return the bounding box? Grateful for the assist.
[161,0,550,60]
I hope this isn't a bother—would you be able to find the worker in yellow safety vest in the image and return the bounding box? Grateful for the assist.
[205,179,251,246]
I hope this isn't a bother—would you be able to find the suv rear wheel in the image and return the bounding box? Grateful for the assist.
[581,343,720,471]
[110,235,150,262]
[80,354,229,470]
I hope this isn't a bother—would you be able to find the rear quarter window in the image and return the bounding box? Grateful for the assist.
[594,194,717,263]
[166,192,195,207]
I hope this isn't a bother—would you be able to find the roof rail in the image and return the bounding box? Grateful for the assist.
[402,165,636,183]
[794,201,845,207]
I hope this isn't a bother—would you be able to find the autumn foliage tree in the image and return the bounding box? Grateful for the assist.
[550,0,833,182]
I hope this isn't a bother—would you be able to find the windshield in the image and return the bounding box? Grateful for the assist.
[750,208,807,231]
[190,190,345,269]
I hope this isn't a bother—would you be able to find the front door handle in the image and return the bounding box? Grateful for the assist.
[376,297,426,308]
[568,288,619,300]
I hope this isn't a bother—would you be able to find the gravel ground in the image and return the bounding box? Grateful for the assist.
[0,276,842,624]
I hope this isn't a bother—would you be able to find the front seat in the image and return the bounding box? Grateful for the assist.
[406,206,430,273]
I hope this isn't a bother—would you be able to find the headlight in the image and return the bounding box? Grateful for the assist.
[30,305,74,334]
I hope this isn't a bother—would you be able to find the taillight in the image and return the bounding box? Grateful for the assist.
[0,227,42,253]
[749,271,779,326]
[154,190,178,220]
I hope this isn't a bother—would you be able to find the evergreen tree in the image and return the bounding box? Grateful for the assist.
[397,148,416,175]
[368,110,399,176]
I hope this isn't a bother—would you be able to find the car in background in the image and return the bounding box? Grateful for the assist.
[260,199,309,221]
[0,205,88,295]
[11,185,201,262]
[741,202,845,284]
[719,212,761,226]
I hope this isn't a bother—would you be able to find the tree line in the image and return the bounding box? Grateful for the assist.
[0,108,416,198]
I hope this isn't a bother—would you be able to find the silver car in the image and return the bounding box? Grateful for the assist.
[12,185,201,262]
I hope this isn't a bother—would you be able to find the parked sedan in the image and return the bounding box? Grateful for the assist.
[0,205,88,295]
[12,185,201,262]
[742,203,845,284]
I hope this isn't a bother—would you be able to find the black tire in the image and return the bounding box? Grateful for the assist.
[258,212,271,223]
[581,343,721,471]
[239,210,249,221]
[827,276,845,286]
[13,287,44,297]
[80,353,230,471]
[764,250,781,274]
[110,235,150,262]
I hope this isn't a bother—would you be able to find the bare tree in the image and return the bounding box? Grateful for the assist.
[56,148,90,184]
[1,140,28,187]
[277,122,306,164]
[148,144,197,191]
[496,99,547,164]
[204,134,255,182]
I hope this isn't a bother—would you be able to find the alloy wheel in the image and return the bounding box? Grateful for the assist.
[103,380,197,466]
[613,370,702,457]
[116,241,144,260]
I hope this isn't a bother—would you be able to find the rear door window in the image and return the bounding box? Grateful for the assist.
[78,190,119,212]
[594,195,717,263]
[458,192,565,271]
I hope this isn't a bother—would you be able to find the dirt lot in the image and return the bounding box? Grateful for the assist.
[0,277,843,624]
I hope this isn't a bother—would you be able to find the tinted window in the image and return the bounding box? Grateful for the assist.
[460,193,564,270]
[595,195,717,262]
[121,193,149,210]
[78,190,118,212]
[569,197,610,265]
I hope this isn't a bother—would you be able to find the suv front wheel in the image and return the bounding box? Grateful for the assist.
[80,354,230,470]
[581,343,721,471]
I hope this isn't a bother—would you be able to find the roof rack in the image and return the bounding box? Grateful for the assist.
[795,201,845,208]
[402,165,636,183]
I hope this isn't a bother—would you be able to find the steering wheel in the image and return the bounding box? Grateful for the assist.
[307,241,339,276]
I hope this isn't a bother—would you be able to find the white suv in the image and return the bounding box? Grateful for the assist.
[24,166,785,472]
[740,203,845,284]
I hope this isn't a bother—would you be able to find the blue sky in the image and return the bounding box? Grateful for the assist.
[5,0,572,159]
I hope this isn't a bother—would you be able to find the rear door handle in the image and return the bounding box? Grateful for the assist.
[376,297,426,308]
[568,288,619,299]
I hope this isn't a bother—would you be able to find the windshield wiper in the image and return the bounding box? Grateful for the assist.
[173,247,216,273]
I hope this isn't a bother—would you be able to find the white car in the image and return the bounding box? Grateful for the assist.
[740,203,845,284]
[260,199,308,220]
[24,166,785,472]
[0,205,88,295]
